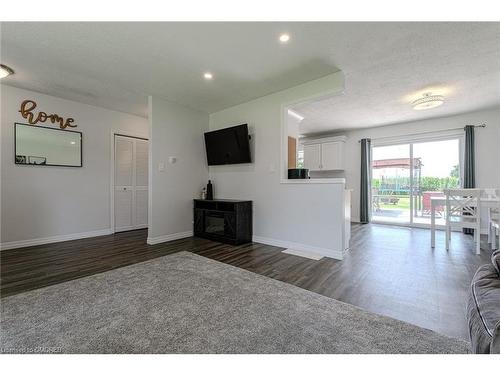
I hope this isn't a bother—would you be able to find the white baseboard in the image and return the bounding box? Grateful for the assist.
[147,231,193,245]
[0,228,113,251]
[253,235,344,260]
[114,224,148,233]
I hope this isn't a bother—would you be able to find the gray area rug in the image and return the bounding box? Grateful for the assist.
[1,251,469,353]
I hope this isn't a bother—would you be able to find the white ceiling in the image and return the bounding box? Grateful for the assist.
[289,23,500,135]
[1,22,499,133]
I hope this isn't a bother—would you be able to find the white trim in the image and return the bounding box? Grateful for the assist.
[351,218,488,234]
[147,96,153,241]
[301,135,347,145]
[280,178,346,184]
[1,229,113,251]
[370,220,471,233]
[280,73,345,182]
[115,224,148,233]
[147,231,193,245]
[253,235,344,260]
[371,129,464,147]
[409,140,414,222]
[282,248,324,260]
[371,220,446,230]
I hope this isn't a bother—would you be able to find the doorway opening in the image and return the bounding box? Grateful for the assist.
[371,137,461,227]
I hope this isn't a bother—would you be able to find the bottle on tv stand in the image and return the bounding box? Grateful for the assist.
[206,180,213,200]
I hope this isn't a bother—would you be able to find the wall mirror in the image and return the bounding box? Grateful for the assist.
[15,123,82,167]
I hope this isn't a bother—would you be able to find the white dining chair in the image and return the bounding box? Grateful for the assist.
[445,188,481,254]
[484,189,500,250]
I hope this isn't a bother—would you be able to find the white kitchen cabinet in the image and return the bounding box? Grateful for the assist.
[303,143,321,171]
[321,141,344,170]
[302,136,346,171]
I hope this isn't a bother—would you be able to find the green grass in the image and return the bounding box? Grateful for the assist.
[379,196,411,210]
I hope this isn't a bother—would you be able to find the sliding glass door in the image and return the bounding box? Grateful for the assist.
[371,137,461,227]
[411,139,460,226]
[372,144,412,224]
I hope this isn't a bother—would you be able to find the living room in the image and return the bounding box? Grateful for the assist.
[1,2,500,374]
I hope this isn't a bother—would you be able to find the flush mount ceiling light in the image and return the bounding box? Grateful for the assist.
[412,92,445,110]
[203,72,213,80]
[288,109,304,121]
[0,64,14,79]
[279,34,290,43]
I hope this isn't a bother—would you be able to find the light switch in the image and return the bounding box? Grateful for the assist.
[168,156,177,164]
[158,162,165,172]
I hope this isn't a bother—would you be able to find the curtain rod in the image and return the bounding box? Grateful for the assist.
[358,124,486,143]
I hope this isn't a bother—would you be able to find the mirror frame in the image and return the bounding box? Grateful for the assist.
[14,122,83,167]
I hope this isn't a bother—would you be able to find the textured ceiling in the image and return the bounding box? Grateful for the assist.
[289,23,500,134]
[0,22,339,116]
[1,22,499,132]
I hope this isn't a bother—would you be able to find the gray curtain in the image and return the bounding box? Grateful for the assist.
[464,125,475,188]
[360,138,371,224]
[463,125,475,234]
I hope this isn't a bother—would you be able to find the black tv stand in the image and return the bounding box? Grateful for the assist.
[193,199,252,245]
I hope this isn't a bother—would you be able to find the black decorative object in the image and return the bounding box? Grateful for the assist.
[194,199,252,245]
[288,168,309,179]
[206,180,214,200]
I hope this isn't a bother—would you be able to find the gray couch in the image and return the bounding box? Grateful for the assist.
[467,250,500,354]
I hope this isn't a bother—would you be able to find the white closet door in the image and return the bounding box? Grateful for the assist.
[114,135,148,232]
[115,188,134,231]
[134,139,148,228]
[115,136,134,187]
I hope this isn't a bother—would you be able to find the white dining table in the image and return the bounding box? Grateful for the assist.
[430,195,500,247]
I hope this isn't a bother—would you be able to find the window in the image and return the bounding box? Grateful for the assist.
[296,147,304,169]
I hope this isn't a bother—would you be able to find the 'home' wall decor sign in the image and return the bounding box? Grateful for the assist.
[19,99,77,129]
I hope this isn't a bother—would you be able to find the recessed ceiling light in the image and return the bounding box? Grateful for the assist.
[0,64,14,79]
[279,34,290,43]
[70,141,76,145]
[412,92,445,110]
[204,72,213,80]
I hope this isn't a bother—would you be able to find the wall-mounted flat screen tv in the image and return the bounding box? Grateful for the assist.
[204,124,251,165]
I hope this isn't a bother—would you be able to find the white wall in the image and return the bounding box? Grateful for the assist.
[208,72,348,259]
[286,112,301,140]
[1,85,148,247]
[320,107,500,223]
[147,96,209,243]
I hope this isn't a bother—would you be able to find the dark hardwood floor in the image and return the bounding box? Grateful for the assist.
[1,224,493,340]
